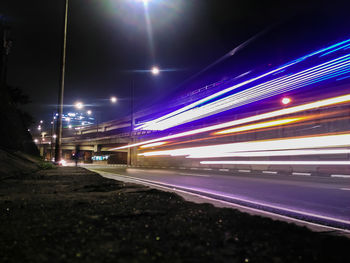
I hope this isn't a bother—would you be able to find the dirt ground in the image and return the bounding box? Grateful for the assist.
[1,166,349,263]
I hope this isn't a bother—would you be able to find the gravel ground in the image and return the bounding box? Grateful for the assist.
[0,166,349,263]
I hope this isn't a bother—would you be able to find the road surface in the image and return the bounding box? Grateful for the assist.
[84,164,350,231]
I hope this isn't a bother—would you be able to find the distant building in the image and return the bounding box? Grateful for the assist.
[61,112,95,128]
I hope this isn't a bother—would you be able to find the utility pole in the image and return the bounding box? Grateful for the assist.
[54,0,69,163]
[128,80,135,166]
[50,113,56,161]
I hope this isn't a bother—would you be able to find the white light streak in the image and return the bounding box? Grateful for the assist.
[111,93,350,151]
[140,142,167,149]
[139,134,350,158]
[186,149,350,159]
[200,160,350,165]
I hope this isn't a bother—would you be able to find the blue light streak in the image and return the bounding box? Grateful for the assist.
[136,38,350,131]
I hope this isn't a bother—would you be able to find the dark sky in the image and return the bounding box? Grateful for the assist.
[1,0,350,124]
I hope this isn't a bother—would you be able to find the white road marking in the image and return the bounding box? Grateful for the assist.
[292,172,312,176]
[190,167,199,170]
[238,169,251,173]
[331,174,350,178]
[340,188,350,191]
[262,171,278,174]
[179,173,210,177]
[203,168,212,170]
[219,169,230,172]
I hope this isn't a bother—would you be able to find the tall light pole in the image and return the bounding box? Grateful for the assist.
[50,114,56,160]
[128,66,159,166]
[54,0,69,163]
[128,80,135,166]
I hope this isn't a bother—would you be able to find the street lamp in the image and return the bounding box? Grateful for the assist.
[151,66,160,75]
[87,110,92,115]
[54,0,152,163]
[75,101,84,110]
[281,97,292,105]
[110,96,117,103]
[128,66,160,166]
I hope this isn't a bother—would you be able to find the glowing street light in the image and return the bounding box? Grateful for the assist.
[136,0,151,3]
[151,66,160,75]
[110,96,117,103]
[87,110,92,115]
[75,101,84,109]
[281,97,292,105]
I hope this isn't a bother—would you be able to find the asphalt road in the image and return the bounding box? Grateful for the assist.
[85,165,350,230]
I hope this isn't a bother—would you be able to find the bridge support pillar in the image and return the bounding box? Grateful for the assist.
[93,144,101,153]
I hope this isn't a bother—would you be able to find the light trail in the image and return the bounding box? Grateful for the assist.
[110,93,350,151]
[137,48,350,131]
[135,38,350,131]
[200,160,350,165]
[186,149,350,158]
[140,110,348,149]
[138,133,350,157]
[146,56,350,130]
[214,117,305,135]
[140,142,167,149]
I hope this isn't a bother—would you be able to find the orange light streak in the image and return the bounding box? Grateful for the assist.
[214,117,306,135]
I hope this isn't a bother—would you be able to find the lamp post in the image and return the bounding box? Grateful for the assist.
[128,81,135,166]
[53,0,159,163]
[128,66,160,166]
[54,0,69,163]
[50,114,56,161]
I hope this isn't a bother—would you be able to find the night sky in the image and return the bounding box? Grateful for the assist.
[1,0,350,124]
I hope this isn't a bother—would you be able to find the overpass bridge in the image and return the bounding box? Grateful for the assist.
[36,71,234,164]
